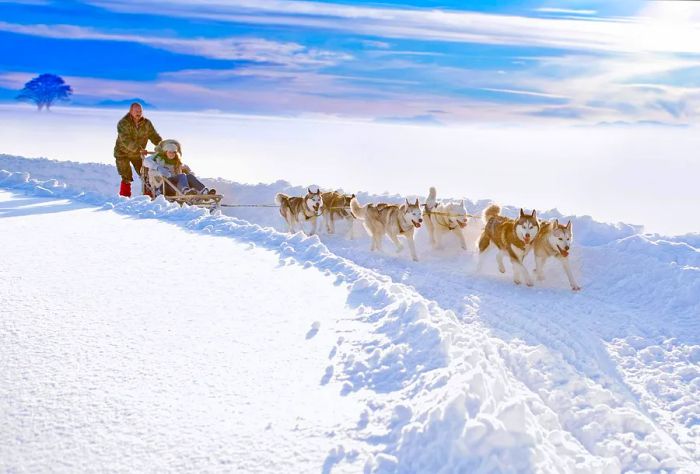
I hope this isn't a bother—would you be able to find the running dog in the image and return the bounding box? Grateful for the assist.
[275,186,324,235]
[478,205,540,286]
[321,191,356,238]
[533,219,581,291]
[350,197,423,261]
[424,186,468,250]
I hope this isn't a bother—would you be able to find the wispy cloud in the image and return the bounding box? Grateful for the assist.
[535,8,597,16]
[479,88,567,100]
[0,21,351,66]
[86,0,700,55]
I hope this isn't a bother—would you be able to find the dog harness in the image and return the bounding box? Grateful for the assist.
[302,196,320,221]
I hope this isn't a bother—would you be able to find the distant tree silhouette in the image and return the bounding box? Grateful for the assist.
[16,73,73,111]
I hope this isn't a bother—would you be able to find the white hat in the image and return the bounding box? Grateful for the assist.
[162,142,178,152]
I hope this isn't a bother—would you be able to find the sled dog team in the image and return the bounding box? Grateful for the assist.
[275,186,581,291]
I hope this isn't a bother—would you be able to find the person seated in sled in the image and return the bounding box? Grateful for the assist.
[143,139,217,196]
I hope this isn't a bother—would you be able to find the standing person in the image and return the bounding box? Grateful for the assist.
[113,102,162,197]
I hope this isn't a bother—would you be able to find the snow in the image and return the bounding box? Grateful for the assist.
[0,189,365,472]
[1,155,699,473]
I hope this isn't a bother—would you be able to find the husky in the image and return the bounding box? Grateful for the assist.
[478,205,540,286]
[350,197,423,261]
[275,186,324,235]
[424,186,468,250]
[533,219,581,291]
[321,191,356,238]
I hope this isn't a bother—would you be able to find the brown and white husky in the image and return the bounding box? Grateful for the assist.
[275,186,324,235]
[350,197,423,261]
[533,219,581,291]
[424,186,468,250]
[321,191,356,238]
[478,205,540,286]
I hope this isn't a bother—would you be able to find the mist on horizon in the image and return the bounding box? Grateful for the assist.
[0,105,698,236]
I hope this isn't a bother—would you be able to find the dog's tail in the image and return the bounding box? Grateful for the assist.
[482,203,501,222]
[349,197,367,220]
[275,193,290,217]
[275,193,289,206]
[426,186,437,209]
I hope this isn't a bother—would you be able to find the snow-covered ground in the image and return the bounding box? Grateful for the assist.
[1,155,698,473]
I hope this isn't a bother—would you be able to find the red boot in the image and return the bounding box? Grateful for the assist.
[119,181,131,197]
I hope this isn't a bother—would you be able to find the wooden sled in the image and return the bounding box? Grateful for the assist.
[141,163,223,211]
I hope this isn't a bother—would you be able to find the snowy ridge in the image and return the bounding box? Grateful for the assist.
[0,154,651,247]
[1,158,699,472]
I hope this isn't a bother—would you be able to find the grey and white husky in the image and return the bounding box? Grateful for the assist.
[275,186,324,235]
[350,197,423,261]
[424,186,469,250]
[533,219,581,291]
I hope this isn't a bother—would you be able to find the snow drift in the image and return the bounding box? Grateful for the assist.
[1,154,698,473]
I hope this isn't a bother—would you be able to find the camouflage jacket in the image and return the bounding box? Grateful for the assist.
[113,113,162,159]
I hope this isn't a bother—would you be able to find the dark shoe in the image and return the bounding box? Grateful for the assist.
[208,188,217,195]
[184,187,198,195]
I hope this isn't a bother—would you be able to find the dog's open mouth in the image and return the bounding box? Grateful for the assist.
[523,236,531,243]
[413,221,421,228]
[458,221,467,228]
[559,249,569,257]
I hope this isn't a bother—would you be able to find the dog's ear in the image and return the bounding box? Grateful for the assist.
[414,198,419,206]
[405,198,410,205]
[351,193,356,198]
[460,199,464,207]
[554,218,559,227]
[566,220,572,230]
[531,209,537,220]
[520,208,525,217]
[307,187,312,194]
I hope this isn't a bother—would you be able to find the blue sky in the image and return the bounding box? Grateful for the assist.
[1,0,699,124]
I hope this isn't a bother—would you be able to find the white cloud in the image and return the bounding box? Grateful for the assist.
[479,88,567,99]
[535,8,597,16]
[85,0,700,55]
[0,21,350,66]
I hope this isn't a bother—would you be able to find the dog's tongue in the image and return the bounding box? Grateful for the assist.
[523,236,531,243]
[560,249,569,257]
[414,222,421,228]
[458,222,467,228]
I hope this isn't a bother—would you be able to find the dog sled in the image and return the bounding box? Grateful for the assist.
[140,142,223,211]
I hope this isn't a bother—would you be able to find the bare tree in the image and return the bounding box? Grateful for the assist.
[16,74,73,111]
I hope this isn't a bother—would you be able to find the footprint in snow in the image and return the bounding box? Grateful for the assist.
[306,321,320,339]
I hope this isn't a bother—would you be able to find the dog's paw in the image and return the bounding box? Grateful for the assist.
[499,267,506,274]
[514,279,521,285]
[537,273,545,281]
[526,281,534,287]
[572,285,582,291]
